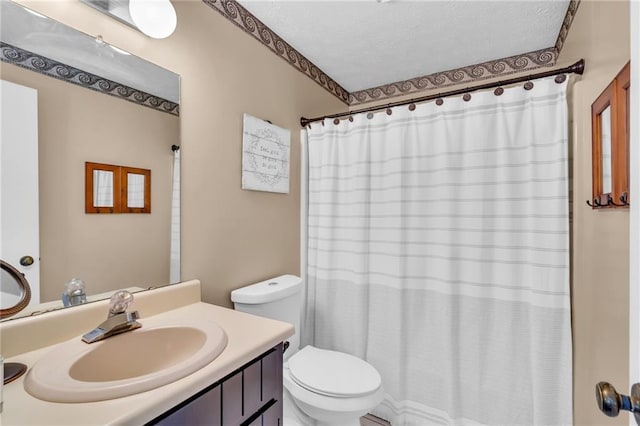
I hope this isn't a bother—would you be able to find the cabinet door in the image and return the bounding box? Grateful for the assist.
[222,370,244,424]
[262,345,283,405]
[244,358,262,416]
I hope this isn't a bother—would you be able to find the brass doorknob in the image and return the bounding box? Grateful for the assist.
[19,256,34,266]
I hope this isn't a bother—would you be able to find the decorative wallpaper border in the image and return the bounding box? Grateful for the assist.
[202,0,350,104]
[205,0,580,106]
[348,48,557,105]
[554,0,581,52]
[0,42,180,116]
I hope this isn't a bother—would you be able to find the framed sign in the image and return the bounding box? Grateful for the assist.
[242,113,290,193]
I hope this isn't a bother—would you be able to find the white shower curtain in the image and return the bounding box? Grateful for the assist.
[301,77,571,426]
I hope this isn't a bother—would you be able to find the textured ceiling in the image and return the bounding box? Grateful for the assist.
[238,0,571,93]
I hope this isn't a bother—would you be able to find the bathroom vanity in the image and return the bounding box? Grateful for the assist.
[0,280,293,425]
[150,343,283,425]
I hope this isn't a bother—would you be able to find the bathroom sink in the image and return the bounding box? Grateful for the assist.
[24,320,228,402]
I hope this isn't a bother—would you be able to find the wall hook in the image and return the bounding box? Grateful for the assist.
[607,195,625,207]
[620,192,630,206]
[587,194,630,208]
[586,198,603,208]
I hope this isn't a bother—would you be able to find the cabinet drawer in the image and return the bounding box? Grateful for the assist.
[260,399,282,426]
[152,384,221,425]
[242,399,281,426]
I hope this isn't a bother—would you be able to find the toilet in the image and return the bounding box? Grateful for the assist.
[231,275,384,426]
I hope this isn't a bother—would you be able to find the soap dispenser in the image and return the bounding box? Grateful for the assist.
[62,278,87,307]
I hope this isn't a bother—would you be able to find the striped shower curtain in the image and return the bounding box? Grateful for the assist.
[301,77,572,425]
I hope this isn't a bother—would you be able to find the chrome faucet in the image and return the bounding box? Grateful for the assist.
[82,290,141,344]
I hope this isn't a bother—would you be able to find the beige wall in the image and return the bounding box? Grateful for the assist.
[1,62,177,302]
[173,3,347,307]
[13,0,347,308]
[557,1,630,424]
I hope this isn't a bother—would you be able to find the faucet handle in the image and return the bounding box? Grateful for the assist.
[108,290,134,317]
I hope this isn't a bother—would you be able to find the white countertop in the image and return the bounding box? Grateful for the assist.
[1,284,294,425]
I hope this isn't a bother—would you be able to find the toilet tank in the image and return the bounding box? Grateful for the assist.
[231,275,302,357]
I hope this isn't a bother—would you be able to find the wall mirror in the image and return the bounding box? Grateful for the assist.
[0,1,180,321]
[590,61,630,208]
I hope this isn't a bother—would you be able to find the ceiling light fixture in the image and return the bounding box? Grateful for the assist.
[81,0,177,40]
[128,0,177,39]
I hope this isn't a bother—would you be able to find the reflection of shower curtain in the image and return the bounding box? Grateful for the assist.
[170,148,181,283]
[93,170,114,207]
[301,77,571,425]
[127,173,145,208]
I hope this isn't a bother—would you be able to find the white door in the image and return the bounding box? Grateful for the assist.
[0,79,40,305]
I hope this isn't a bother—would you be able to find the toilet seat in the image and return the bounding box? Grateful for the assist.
[287,346,381,398]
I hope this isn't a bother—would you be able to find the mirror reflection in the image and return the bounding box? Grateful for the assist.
[94,170,115,208]
[600,105,612,195]
[128,174,146,208]
[1,1,180,320]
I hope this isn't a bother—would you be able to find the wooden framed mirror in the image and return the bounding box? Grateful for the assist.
[590,61,630,208]
[0,260,31,319]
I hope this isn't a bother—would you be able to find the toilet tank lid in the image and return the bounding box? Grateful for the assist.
[231,274,302,304]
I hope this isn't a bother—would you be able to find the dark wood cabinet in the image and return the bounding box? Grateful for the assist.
[148,343,284,426]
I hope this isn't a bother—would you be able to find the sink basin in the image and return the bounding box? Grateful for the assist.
[24,320,227,402]
[69,326,208,382]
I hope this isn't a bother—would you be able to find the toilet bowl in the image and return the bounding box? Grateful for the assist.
[231,275,384,426]
[283,345,384,426]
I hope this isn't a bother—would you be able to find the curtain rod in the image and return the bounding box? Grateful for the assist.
[300,59,585,127]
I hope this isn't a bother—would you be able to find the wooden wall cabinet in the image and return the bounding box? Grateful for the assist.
[147,343,284,426]
[590,62,630,209]
[85,162,151,213]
